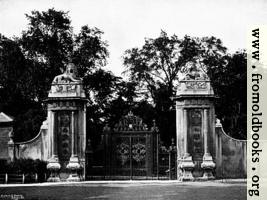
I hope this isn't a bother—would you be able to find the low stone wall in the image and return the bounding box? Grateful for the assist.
[215,119,247,178]
[9,120,49,161]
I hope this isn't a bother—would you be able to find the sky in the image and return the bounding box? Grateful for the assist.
[1,0,267,76]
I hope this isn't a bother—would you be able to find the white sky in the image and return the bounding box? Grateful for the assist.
[1,0,267,76]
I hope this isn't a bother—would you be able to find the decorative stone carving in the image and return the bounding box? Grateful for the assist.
[54,84,77,93]
[216,118,222,127]
[52,63,81,84]
[201,109,215,180]
[176,61,214,96]
[66,111,81,182]
[182,61,209,81]
[191,110,203,159]
[49,63,86,98]
[47,101,84,111]
[58,113,71,161]
[66,156,81,182]
[47,157,61,182]
[185,81,207,90]
[201,154,216,180]
[178,156,195,181]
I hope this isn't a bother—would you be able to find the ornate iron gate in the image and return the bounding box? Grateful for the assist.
[86,112,177,180]
[111,134,147,178]
[105,112,156,179]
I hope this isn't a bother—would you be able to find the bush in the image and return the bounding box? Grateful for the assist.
[0,158,47,174]
[0,159,8,173]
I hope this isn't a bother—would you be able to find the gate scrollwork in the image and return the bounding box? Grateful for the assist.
[132,142,146,162]
[116,143,130,165]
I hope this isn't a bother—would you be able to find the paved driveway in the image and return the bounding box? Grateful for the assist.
[0,181,246,200]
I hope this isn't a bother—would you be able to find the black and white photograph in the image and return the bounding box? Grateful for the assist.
[0,0,266,199]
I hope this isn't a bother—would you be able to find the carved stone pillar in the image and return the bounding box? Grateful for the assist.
[178,109,195,181]
[201,108,215,179]
[8,128,15,162]
[70,111,77,157]
[66,111,81,181]
[51,111,59,158]
[173,62,216,181]
[82,104,87,180]
[46,63,88,182]
[203,109,209,156]
[183,109,189,157]
[47,111,61,182]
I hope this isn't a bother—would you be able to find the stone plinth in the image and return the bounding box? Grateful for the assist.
[47,156,61,182]
[66,156,81,182]
[201,154,215,180]
[178,155,195,181]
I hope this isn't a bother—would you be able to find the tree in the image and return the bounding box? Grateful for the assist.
[20,9,73,72]
[208,50,247,139]
[0,8,110,142]
[0,35,27,106]
[123,31,227,102]
[0,35,46,141]
[19,9,109,101]
[73,25,109,76]
[123,31,246,141]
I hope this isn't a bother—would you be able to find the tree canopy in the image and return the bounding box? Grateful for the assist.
[208,50,246,139]
[123,31,246,140]
[0,9,113,141]
[123,31,227,100]
[0,9,246,143]
[0,8,142,143]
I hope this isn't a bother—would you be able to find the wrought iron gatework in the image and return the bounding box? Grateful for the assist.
[111,135,147,178]
[85,112,177,180]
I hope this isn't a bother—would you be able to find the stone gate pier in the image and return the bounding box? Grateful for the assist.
[45,63,87,181]
[173,63,216,181]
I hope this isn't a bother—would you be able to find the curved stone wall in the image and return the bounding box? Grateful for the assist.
[215,119,247,178]
[10,120,49,161]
